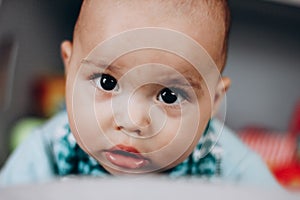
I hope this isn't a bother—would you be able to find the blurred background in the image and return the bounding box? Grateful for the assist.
[0,0,299,189]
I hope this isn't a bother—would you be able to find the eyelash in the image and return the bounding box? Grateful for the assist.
[88,72,191,107]
[89,72,119,93]
[89,72,105,81]
[158,87,190,101]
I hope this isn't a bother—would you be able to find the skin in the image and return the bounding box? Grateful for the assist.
[61,0,231,175]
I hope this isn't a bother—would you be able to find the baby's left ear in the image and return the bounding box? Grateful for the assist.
[212,76,231,116]
[61,40,73,75]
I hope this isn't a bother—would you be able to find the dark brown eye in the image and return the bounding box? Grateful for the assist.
[93,73,119,91]
[158,88,179,104]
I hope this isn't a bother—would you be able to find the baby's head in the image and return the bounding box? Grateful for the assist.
[61,0,231,174]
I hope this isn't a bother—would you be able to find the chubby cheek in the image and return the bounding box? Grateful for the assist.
[93,95,123,144]
[148,98,211,169]
[66,76,112,154]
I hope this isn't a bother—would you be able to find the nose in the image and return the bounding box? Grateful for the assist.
[113,92,151,137]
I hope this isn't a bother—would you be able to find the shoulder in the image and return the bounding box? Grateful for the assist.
[40,110,69,137]
[211,119,280,188]
[212,119,250,163]
[0,111,69,187]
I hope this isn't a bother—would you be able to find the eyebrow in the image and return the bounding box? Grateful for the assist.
[172,67,203,90]
[81,58,202,91]
[81,58,123,76]
[163,75,203,92]
[81,58,121,70]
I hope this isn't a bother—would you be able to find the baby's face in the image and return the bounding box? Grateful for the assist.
[62,1,227,174]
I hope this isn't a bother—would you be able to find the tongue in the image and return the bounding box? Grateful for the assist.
[105,152,148,169]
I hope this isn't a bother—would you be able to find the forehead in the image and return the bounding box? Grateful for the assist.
[111,49,203,82]
[74,0,224,68]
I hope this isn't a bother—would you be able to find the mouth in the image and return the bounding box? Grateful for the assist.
[103,145,150,169]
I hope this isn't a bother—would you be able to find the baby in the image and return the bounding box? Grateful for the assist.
[0,0,279,187]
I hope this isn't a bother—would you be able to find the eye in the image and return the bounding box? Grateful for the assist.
[157,88,186,104]
[92,73,119,91]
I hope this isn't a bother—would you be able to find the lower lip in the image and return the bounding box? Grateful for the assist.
[104,151,149,169]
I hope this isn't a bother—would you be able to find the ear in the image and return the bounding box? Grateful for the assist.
[212,76,231,116]
[61,40,73,75]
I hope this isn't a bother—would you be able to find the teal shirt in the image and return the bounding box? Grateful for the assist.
[0,111,280,187]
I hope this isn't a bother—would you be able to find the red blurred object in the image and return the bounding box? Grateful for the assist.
[33,75,65,117]
[273,162,300,190]
[289,100,300,138]
[238,129,296,170]
[238,100,300,190]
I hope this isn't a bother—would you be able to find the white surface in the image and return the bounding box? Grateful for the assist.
[0,177,299,200]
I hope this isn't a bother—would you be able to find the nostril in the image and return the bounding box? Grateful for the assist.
[116,126,123,131]
[116,125,142,137]
[135,129,142,136]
